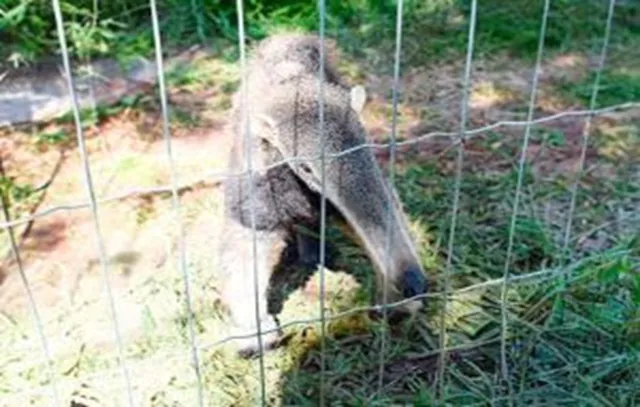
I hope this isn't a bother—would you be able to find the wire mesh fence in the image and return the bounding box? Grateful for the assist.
[1,0,639,405]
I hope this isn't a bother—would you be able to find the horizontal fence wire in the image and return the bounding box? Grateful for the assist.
[1,102,638,231]
[0,166,60,406]
[3,246,634,404]
[5,205,637,360]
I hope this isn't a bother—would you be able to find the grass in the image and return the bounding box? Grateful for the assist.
[559,69,640,108]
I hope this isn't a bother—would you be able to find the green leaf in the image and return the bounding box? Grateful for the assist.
[0,1,29,28]
[598,257,629,284]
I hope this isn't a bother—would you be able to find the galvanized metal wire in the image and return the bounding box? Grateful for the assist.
[15,255,626,405]
[498,0,551,403]
[562,0,618,259]
[235,0,268,404]
[316,0,329,405]
[0,160,60,406]
[148,0,204,404]
[6,246,633,404]
[377,0,405,396]
[436,0,478,400]
[500,0,551,394]
[51,0,134,404]
[1,103,638,232]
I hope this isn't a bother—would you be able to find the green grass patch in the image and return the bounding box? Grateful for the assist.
[274,157,640,404]
[275,154,639,404]
[560,68,640,107]
[2,0,639,70]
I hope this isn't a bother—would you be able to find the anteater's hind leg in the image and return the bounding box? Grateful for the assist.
[218,218,289,358]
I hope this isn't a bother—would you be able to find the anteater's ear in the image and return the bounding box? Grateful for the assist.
[249,113,278,144]
[350,85,367,114]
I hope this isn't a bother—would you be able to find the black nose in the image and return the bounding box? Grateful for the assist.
[401,265,428,299]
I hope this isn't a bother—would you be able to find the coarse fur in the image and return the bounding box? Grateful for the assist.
[218,33,428,357]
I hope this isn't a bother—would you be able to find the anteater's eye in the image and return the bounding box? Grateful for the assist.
[300,164,313,174]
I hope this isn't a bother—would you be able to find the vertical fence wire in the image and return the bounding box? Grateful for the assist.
[50,0,134,405]
[498,0,551,402]
[561,0,617,259]
[148,1,204,405]
[555,3,618,394]
[376,0,404,397]
[436,0,478,401]
[0,161,60,406]
[234,1,268,404]
[316,0,329,405]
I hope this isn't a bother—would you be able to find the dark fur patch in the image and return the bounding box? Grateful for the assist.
[224,147,321,232]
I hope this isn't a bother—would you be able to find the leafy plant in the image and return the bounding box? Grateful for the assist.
[3,0,638,68]
[0,176,35,203]
[35,129,68,146]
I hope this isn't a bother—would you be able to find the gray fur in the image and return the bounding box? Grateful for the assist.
[218,34,427,357]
